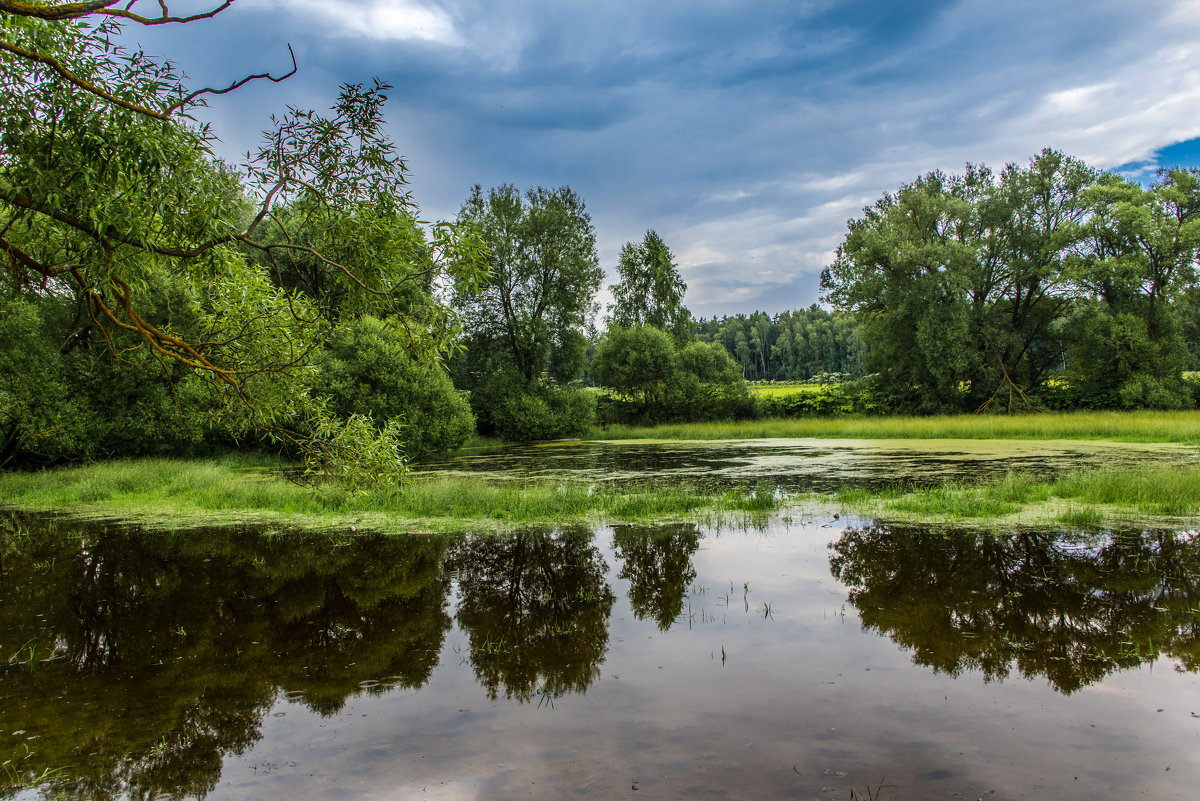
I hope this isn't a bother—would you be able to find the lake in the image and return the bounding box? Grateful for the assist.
[3,503,1199,799]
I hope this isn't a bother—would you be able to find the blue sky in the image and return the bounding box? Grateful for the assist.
[128,0,1200,318]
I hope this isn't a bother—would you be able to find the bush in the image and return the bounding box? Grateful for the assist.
[1,288,214,467]
[471,369,595,441]
[316,316,474,461]
[592,330,754,424]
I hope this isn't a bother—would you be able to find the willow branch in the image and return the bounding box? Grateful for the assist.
[0,1,122,21]
[0,187,237,256]
[168,43,296,113]
[0,38,170,120]
[0,1,234,25]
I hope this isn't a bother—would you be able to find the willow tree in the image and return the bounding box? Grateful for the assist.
[821,150,1092,413]
[0,2,484,484]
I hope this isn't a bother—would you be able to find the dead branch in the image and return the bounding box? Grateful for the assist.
[168,43,296,113]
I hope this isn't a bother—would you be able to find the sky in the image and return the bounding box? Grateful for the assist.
[125,0,1200,318]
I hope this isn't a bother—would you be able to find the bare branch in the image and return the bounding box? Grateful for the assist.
[168,43,296,113]
[100,0,234,25]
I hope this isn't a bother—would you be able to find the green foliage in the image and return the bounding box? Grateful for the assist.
[822,149,1200,413]
[0,286,215,467]
[593,328,753,424]
[693,306,865,382]
[0,6,486,486]
[316,316,474,461]
[453,184,602,386]
[672,341,755,421]
[608,230,692,344]
[470,369,595,441]
[592,326,678,416]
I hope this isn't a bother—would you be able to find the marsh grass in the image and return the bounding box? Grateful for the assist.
[0,456,779,531]
[589,410,1200,444]
[3,452,1196,531]
[843,465,1200,526]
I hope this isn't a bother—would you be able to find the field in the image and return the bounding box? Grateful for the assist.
[587,409,1200,444]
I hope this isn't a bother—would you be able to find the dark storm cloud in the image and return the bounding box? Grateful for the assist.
[126,0,1200,317]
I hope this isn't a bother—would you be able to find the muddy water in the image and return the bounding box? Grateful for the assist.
[416,438,1196,493]
[3,515,1199,800]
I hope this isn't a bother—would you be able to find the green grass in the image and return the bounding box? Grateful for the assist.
[747,382,825,398]
[587,410,1200,444]
[0,456,779,531]
[3,442,1198,531]
[838,465,1200,526]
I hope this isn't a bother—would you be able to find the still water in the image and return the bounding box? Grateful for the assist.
[418,438,1193,493]
[2,510,1199,800]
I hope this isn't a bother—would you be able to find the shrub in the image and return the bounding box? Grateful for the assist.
[471,369,595,441]
[316,316,474,461]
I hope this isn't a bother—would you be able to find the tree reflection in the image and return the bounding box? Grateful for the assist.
[448,527,615,703]
[0,517,452,800]
[829,524,1200,693]
[613,523,701,631]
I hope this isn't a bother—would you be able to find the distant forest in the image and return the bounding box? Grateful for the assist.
[693,307,865,382]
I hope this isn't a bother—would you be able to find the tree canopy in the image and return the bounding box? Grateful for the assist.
[0,2,485,483]
[608,229,692,344]
[821,149,1200,412]
[452,184,602,386]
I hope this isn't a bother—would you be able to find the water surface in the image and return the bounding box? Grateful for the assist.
[3,513,1199,800]
[417,438,1195,493]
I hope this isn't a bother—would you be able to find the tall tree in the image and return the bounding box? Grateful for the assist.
[453,184,602,385]
[0,2,485,483]
[822,151,1093,412]
[608,230,692,343]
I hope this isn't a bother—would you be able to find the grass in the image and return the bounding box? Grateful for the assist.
[747,382,826,398]
[3,425,1198,530]
[587,409,1200,444]
[836,465,1200,527]
[0,455,780,532]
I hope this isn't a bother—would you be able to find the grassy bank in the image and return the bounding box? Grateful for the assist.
[835,465,1200,528]
[0,456,779,532]
[3,452,1198,532]
[586,410,1200,444]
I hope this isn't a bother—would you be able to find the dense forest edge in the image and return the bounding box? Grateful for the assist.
[3,7,1200,509]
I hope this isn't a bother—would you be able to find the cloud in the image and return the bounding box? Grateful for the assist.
[130,0,1200,318]
[253,0,463,45]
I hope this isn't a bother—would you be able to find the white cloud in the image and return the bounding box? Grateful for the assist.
[256,0,462,45]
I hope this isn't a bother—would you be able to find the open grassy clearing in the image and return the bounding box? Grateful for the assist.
[586,410,1200,444]
[746,382,827,398]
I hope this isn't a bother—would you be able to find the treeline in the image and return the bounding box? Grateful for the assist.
[823,149,1200,413]
[693,307,865,381]
[9,101,1200,475]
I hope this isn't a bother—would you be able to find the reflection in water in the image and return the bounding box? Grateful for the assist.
[829,524,1200,693]
[3,513,1200,800]
[448,527,615,703]
[0,517,451,800]
[613,523,701,631]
